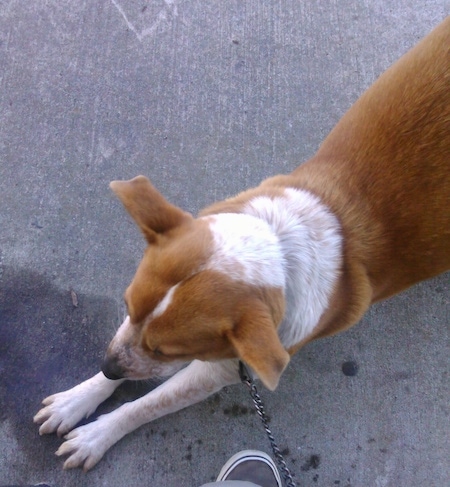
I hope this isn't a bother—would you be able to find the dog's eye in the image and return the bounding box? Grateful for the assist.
[152,348,164,357]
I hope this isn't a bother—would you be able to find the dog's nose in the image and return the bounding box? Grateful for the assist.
[101,355,126,380]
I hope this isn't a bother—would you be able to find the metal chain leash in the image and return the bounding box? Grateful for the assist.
[239,361,297,487]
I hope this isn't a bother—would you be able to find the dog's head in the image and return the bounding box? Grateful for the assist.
[102,176,289,390]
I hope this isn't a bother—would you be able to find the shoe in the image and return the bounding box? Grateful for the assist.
[216,450,282,487]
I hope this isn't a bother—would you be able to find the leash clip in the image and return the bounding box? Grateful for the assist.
[238,360,253,384]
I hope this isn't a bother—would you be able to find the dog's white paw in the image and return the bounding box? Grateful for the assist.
[34,387,97,437]
[34,373,121,437]
[55,415,116,471]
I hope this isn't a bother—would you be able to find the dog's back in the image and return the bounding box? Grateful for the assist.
[288,16,450,301]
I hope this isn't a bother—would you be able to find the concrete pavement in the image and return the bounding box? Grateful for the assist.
[0,1,448,486]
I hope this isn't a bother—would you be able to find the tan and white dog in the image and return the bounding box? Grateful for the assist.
[34,18,450,471]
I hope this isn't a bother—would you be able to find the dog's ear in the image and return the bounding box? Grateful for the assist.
[227,301,290,391]
[110,176,192,244]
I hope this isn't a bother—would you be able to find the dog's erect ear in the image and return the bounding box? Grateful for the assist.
[227,301,290,391]
[110,176,192,244]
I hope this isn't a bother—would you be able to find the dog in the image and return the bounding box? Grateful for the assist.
[34,17,450,471]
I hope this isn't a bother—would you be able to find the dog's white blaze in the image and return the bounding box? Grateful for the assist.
[112,315,133,342]
[150,284,179,320]
[244,188,343,347]
[203,213,285,289]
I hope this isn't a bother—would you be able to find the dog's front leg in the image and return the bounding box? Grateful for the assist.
[34,372,125,437]
[54,359,240,471]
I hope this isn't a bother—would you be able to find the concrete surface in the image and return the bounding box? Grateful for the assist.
[0,1,448,486]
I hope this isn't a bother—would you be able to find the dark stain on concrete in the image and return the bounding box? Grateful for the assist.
[223,403,254,417]
[301,454,321,471]
[207,391,222,414]
[342,361,358,377]
[0,266,126,479]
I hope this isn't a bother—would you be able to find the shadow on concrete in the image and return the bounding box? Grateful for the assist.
[0,266,156,481]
